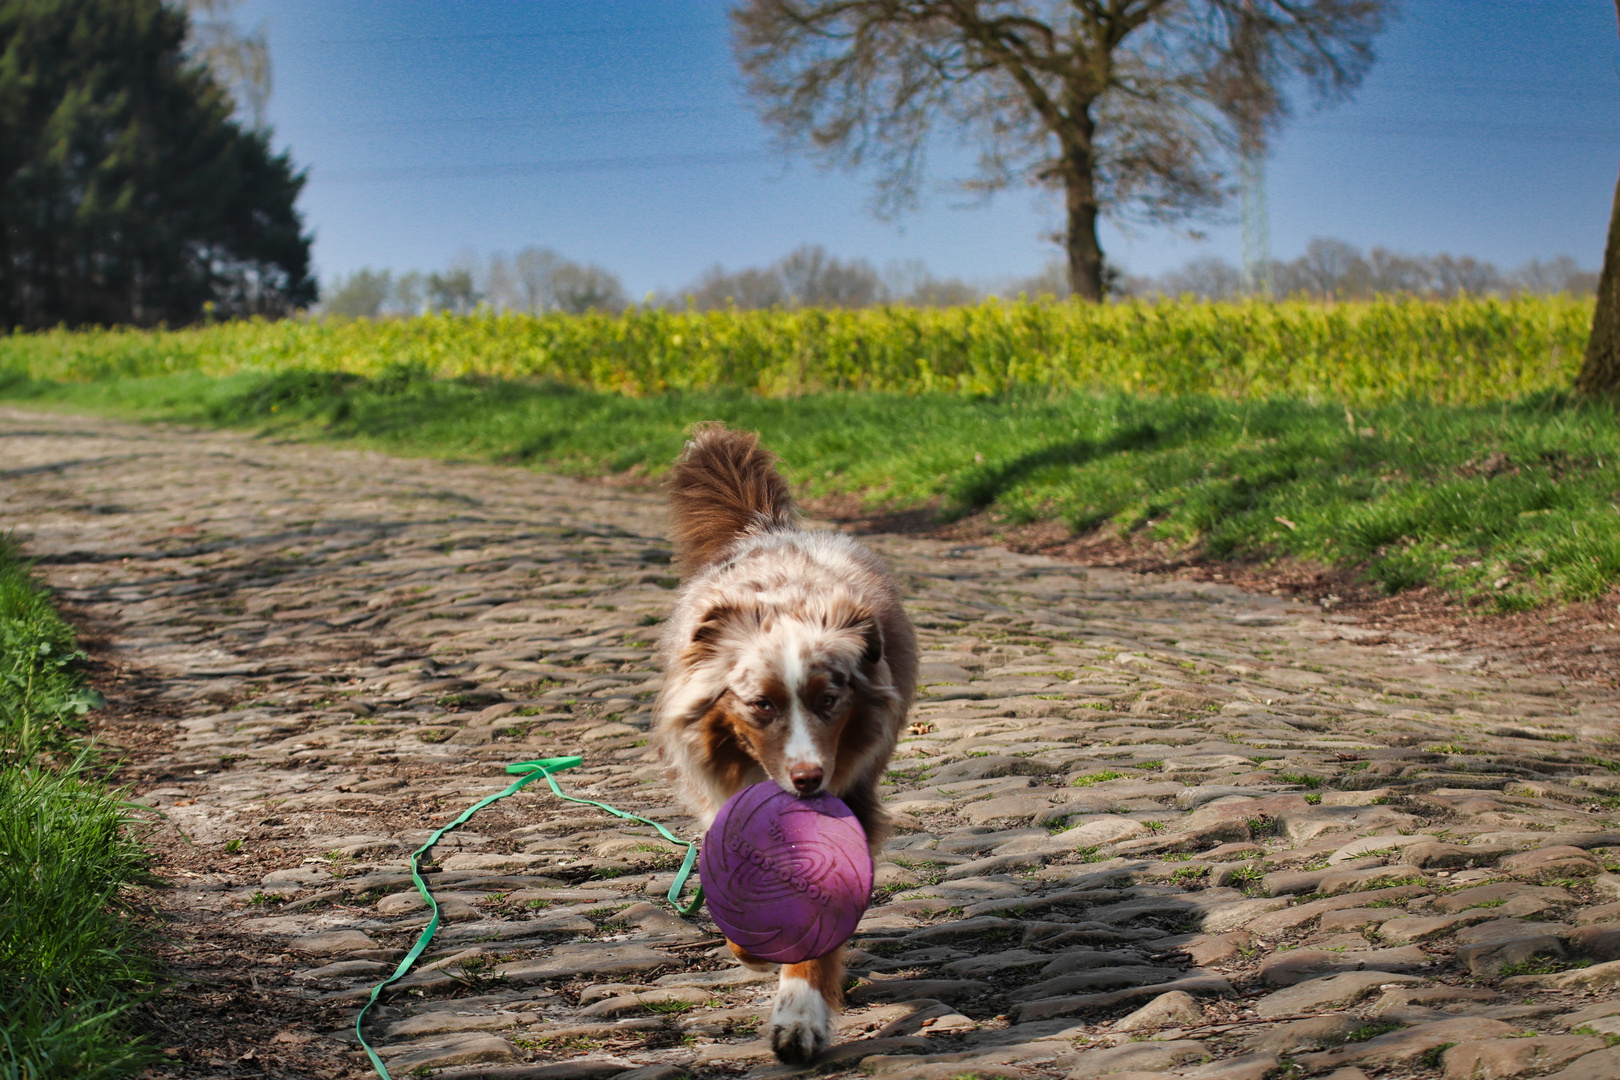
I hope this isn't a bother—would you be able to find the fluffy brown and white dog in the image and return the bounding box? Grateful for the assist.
[654,424,917,1063]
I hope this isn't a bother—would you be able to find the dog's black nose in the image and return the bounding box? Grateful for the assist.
[789,765,824,794]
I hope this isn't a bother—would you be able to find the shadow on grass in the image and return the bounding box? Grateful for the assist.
[947,421,1166,512]
[9,369,1620,607]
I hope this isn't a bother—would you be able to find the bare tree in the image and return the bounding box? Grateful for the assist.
[392,271,425,315]
[1121,239,1584,302]
[549,263,629,314]
[1157,256,1245,299]
[1291,237,1366,297]
[1429,254,1500,299]
[1510,256,1597,297]
[682,248,980,309]
[321,269,392,318]
[885,260,980,305]
[1005,260,1072,299]
[484,253,519,311]
[430,248,628,315]
[426,268,479,314]
[185,0,272,127]
[1577,0,1620,396]
[733,0,1392,301]
[512,248,562,313]
[1365,247,1431,295]
[777,245,885,306]
[687,265,792,309]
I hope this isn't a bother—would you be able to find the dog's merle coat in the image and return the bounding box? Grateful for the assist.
[654,424,917,1063]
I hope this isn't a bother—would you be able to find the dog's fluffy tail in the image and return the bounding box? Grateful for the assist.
[667,423,794,574]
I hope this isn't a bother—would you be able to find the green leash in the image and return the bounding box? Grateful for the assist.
[353,756,705,1079]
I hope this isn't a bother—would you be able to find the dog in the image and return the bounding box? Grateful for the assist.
[654,424,918,1063]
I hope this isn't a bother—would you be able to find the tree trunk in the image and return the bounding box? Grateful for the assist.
[1575,1,1620,395]
[1576,169,1620,395]
[1066,186,1104,302]
[1063,131,1105,302]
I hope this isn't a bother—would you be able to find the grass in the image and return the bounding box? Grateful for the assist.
[1418,1043,1458,1069]
[1246,815,1284,839]
[1496,955,1590,978]
[1572,1026,1620,1048]
[1342,1019,1406,1043]
[3,324,1618,607]
[1,537,105,763]
[0,539,156,1078]
[1226,865,1267,895]
[1071,770,1126,787]
[0,769,156,1079]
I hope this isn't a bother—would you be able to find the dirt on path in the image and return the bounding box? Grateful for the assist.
[5,405,1620,1080]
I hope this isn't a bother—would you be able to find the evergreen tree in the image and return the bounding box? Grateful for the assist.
[0,0,314,328]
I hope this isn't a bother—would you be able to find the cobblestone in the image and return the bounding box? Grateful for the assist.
[4,405,1620,1080]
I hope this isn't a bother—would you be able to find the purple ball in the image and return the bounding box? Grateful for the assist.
[700,781,873,964]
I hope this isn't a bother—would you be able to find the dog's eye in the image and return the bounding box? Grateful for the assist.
[750,698,775,715]
[818,692,839,711]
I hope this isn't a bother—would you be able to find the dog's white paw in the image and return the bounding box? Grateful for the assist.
[768,975,833,1063]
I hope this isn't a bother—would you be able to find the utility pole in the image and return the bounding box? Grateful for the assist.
[1233,0,1273,299]
[1239,134,1273,298]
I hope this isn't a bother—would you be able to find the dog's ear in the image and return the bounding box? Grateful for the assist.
[827,599,882,666]
[692,605,733,647]
[858,618,883,667]
[689,603,752,658]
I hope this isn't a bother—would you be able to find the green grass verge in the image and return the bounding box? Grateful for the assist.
[1,540,105,763]
[0,537,155,1079]
[4,366,1616,608]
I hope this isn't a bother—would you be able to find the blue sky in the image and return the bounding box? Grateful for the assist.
[234,0,1619,296]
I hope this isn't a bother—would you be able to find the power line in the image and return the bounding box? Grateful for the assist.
[296,106,733,133]
[286,22,726,47]
[278,97,1617,143]
[285,86,1613,135]
[314,149,770,184]
[305,116,1613,188]
[1364,84,1619,101]
[268,73,1614,138]
[1294,117,1620,144]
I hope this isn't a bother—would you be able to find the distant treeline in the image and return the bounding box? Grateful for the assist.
[318,245,988,317]
[1132,239,1597,303]
[318,238,1597,319]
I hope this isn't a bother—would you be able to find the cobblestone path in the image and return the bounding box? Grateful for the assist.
[7,405,1620,1080]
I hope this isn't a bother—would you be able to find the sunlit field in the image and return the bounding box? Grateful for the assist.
[1,295,1590,403]
[4,298,1612,610]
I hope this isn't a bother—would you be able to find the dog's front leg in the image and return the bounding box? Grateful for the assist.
[767,947,843,1063]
